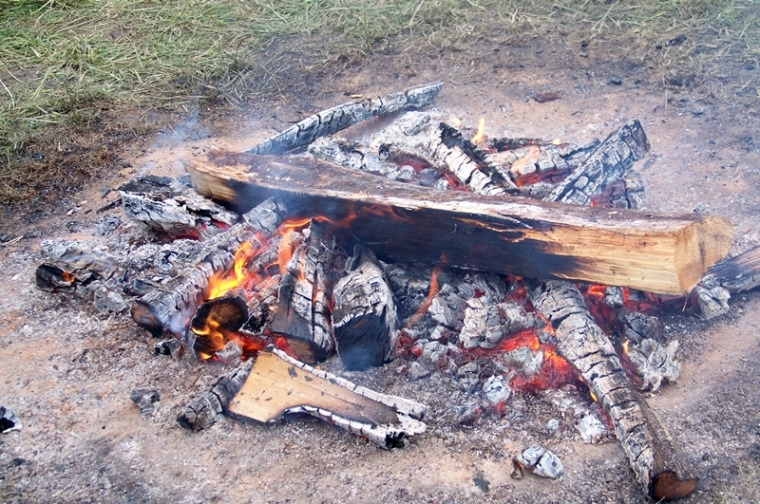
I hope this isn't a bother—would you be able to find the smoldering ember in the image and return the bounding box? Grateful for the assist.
[8,82,760,502]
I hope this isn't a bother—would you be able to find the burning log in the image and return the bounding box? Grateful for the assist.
[226,347,427,449]
[270,220,337,364]
[696,245,760,319]
[332,246,397,371]
[546,120,649,206]
[130,197,288,337]
[186,152,732,294]
[243,82,443,155]
[529,281,697,500]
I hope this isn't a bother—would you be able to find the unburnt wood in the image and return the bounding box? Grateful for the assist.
[227,347,427,449]
[186,152,732,294]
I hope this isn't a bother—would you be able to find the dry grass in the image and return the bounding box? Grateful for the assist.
[1,0,758,202]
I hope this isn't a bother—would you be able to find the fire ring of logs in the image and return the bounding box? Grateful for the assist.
[36,82,760,501]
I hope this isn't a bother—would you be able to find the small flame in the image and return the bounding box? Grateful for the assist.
[622,339,630,355]
[472,117,486,145]
[207,242,257,300]
[450,117,462,127]
[590,389,598,402]
[405,265,441,327]
[552,138,562,145]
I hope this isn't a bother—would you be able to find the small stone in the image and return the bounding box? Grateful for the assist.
[609,76,622,85]
[691,107,706,117]
[482,375,511,405]
[692,202,709,214]
[515,445,564,479]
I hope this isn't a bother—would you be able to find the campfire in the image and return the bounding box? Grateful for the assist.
[35,83,760,501]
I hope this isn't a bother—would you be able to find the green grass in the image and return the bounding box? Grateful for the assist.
[1,0,758,201]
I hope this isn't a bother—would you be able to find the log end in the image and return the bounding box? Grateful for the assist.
[650,471,698,501]
[676,215,734,294]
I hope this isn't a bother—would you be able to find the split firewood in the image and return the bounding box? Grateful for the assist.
[243,82,443,155]
[308,137,414,182]
[332,246,398,371]
[119,175,238,237]
[696,245,760,319]
[269,220,336,364]
[185,152,732,294]
[177,359,253,431]
[130,197,288,337]
[546,120,650,206]
[226,347,427,449]
[529,281,697,501]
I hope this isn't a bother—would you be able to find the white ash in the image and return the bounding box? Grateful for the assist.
[695,280,731,320]
[503,346,544,376]
[620,310,662,343]
[407,361,433,381]
[603,286,624,308]
[482,374,512,405]
[513,445,564,479]
[626,338,681,392]
[575,413,610,444]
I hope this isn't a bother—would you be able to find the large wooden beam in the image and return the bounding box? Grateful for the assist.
[185,152,732,295]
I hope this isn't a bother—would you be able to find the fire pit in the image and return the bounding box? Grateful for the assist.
[25,83,760,502]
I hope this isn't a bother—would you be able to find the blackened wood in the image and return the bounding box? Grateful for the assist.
[177,359,252,431]
[308,137,409,180]
[185,152,733,294]
[130,197,288,337]
[529,281,696,500]
[227,347,426,449]
[243,82,443,155]
[547,120,650,205]
[191,288,249,333]
[270,220,335,364]
[35,263,76,291]
[429,122,510,195]
[696,245,760,319]
[332,246,397,370]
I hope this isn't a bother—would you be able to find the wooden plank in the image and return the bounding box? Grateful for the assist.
[185,152,733,294]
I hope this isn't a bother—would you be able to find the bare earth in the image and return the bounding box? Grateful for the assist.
[2,41,760,503]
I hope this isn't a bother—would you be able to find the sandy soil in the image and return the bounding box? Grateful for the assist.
[2,40,760,503]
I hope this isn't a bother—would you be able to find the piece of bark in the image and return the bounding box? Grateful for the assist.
[270,220,336,364]
[547,120,650,205]
[185,152,732,294]
[529,281,697,500]
[177,359,253,431]
[227,347,427,449]
[696,245,760,319]
[243,82,443,155]
[332,246,397,370]
[130,197,288,337]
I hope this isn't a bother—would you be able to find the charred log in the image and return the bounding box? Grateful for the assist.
[546,120,649,205]
[119,175,238,237]
[332,246,397,370]
[696,245,760,319]
[243,82,442,155]
[529,281,697,500]
[177,359,253,431]
[270,220,336,364]
[226,347,426,449]
[186,152,732,294]
[130,197,288,337]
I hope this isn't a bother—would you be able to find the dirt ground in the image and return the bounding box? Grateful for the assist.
[2,38,760,504]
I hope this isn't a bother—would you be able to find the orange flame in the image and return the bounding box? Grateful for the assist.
[405,266,441,327]
[472,117,486,145]
[207,242,257,300]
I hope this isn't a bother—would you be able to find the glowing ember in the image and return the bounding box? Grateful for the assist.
[406,266,441,327]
